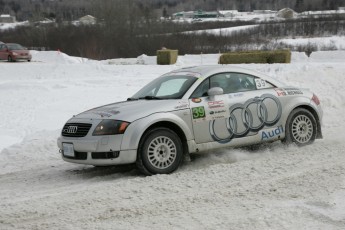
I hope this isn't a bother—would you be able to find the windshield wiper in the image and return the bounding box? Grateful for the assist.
[138,96,163,100]
[127,97,138,101]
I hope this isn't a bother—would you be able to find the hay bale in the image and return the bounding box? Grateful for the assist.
[219,50,291,64]
[157,49,178,65]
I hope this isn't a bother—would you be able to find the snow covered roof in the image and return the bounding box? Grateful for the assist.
[277,8,297,19]
[76,15,96,25]
[218,10,238,14]
[79,15,96,21]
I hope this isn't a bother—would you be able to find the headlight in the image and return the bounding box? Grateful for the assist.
[12,52,18,56]
[92,120,129,136]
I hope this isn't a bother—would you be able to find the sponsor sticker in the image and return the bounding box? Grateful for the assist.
[208,109,229,120]
[192,98,202,103]
[93,112,112,117]
[108,110,120,115]
[229,93,244,99]
[260,125,284,140]
[208,100,225,109]
[175,101,189,110]
[275,88,303,96]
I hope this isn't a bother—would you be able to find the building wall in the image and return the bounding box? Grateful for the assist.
[0,15,16,23]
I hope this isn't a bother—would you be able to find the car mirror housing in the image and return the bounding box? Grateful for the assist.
[207,87,223,96]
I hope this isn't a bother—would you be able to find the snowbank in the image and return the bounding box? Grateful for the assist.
[31,50,92,64]
[278,36,345,50]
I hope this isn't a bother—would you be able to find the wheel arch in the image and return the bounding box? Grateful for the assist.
[289,104,322,139]
[139,121,189,156]
[120,112,193,154]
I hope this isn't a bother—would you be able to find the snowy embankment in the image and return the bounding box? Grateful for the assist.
[182,25,259,35]
[0,51,345,229]
[278,36,345,50]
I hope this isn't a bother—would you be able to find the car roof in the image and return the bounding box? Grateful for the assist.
[169,65,285,87]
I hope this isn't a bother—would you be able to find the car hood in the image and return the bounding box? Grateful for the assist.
[74,99,190,122]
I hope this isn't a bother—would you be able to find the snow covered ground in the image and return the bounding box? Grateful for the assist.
[278,36,345,50]
[1,50,345,229]
[0,21,29,31]
[182,25,259,35]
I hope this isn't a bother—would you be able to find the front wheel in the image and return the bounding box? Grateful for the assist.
[136,128,183,175]
[8,55,13,62]
[285,108,317,146]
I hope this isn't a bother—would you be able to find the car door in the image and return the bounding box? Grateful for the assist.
[189,72,282,145]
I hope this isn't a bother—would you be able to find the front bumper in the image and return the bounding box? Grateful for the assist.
[13,55,31,61]
[57,118,137,166]
[61,150,136,166]
[57,136,137,166]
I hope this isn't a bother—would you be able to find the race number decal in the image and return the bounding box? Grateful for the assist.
[255,79,266,89]
[192,106,206,119]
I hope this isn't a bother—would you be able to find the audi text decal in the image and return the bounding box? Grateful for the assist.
[209,94,282,144]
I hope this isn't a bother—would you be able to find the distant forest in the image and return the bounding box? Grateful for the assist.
[0,0,344,21]
[0,0,344,59]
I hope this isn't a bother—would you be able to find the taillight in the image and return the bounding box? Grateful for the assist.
[312,94,320,105]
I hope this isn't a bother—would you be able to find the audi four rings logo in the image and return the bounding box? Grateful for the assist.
[66,126,78,134]
[209,94,282,144]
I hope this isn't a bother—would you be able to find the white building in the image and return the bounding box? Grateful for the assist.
[218,10,238,18]
[0,14,16,23]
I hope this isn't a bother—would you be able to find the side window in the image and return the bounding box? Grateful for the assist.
[190,72,275,98]
[210,73,230,89]
[208,72,258,94]
[228,73,257,93]
[190,79,209,98]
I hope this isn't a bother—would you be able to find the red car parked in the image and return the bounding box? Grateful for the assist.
[0,43,32,62]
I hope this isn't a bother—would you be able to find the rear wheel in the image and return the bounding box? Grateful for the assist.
[285,108,317,146]
[136,127,183,175]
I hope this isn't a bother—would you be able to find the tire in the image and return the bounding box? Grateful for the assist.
[8,56,13,62]
[136,127,183,175]
[284,108,317,146]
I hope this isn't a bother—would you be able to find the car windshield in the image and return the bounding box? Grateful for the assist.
[7,44,24,50]
[130,75,198,100]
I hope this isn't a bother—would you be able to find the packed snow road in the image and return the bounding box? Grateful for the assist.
[0,51,345,229]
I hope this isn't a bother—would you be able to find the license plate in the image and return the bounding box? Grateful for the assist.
[63,143,75,157]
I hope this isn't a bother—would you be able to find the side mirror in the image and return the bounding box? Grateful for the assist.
[207,87,223,96]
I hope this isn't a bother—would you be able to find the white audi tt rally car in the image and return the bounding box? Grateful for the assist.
[57,65,323,175]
